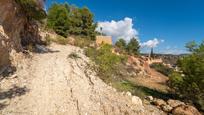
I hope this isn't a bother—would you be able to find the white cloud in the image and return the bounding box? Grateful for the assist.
[141,38,163,48]
[96,17,138,42]
[161,39,165,43]
[161,46,188,54]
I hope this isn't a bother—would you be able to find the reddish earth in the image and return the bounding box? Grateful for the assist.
[129,56,170,92]
[141,61,169,92]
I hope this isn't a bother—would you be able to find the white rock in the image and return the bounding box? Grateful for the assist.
[11,74,17,78]
[161,104,173,112]
[167,99,185,108]
[132,96,143,106]
[146,96,154,101]
[126,91,132,97]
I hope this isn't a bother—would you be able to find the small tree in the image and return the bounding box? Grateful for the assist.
[15,0,46,21]
[126,37,140,55]
[69,7,96,40]
[47,3,97,39]
[15,0,46,47]
[115,38,127,50]
[47,3,70,37]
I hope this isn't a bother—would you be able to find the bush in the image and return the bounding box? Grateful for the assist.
[53,36,69,45]
[74,37,94,48]
[169,41,204,111]
[112,81,146,98]
[44,35,52,45]
[15,0,46,21]
[85,44,127,82]
[150,63,173,76]
[126,38,140,55]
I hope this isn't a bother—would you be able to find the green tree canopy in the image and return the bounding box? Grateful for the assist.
[15,0,46,21]
[47,3,70,37]
[115,38,127,50]
[47,3,96,39]
[185,41,198,52]
[169,41,204,111]
[126,38,140,55]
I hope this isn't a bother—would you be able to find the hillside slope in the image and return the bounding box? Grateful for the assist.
[0,44,164,115]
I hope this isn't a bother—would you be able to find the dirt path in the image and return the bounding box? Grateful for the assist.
[133,61,170,92]
[0,44,164,115]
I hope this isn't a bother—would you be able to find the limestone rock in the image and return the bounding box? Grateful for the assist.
[0,0,44,71]
[153,98,167,106]
[172,105,201,115]
[126,91,132,97]
[132,96,143,106]
[146,96,154,101]
[167,99,185,108]
[161,104,173,112]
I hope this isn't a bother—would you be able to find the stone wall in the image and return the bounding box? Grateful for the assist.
[96,36,113,46]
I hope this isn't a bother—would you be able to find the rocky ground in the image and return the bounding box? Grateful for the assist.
[0,44,165,115]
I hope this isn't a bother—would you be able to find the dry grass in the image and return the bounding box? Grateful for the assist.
[44,34,69,45]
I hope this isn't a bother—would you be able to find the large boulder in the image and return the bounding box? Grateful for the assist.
[172,105,201,115]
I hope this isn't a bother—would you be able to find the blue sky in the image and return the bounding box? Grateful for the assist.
[46,0,204,54]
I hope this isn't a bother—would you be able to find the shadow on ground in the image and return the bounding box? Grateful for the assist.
[116,80,179,100]
[133,85,179,100]
[0,85,29,110]
[0,66,16,82]
[34,45,60,54]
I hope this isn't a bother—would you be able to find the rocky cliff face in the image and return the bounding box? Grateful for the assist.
[0,26,10,69]
[0,0,44,70]
[0,0,24,69]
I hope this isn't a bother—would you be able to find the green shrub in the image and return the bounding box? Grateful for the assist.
[53,36,69,45]
[150,63,173,76]
[74,37,94,48]
[44,35,52,45]
[169,41,204,111]
[85,44,127,82]
[15,0,46,21]
[112,81,146,98]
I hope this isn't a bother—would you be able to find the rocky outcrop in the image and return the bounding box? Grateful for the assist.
[0,0,44,71]
[167,99,185,108]
[172,105,201,115]
[0,26,10,70]
[0,0,25,51]
[148,96,202,115]
[0,0,25,70]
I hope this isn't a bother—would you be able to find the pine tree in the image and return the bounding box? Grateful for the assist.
[126,38,140,55]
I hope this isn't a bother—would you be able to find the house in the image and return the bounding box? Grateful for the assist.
[96,35,113,46]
